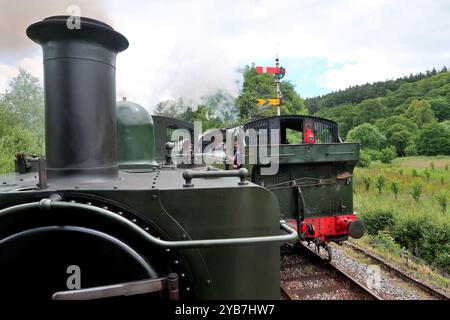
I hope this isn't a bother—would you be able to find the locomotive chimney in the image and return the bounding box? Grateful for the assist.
[26,16,128,182]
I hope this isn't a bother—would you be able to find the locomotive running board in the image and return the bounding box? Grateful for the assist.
[52,274,179,300]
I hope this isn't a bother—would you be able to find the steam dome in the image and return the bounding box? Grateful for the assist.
[116,98,158,168]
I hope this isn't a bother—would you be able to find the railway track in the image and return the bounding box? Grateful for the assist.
[342,241,450,300]
[280,243,381,300]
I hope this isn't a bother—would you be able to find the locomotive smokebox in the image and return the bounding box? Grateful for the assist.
[26,16,128,182]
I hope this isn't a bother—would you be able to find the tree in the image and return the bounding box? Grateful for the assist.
[154,90,238,130]
[416,123,450,156]
[428,96,450,122]
[404,99,436,128]
[376,115,418,134]
[362,176,372,192]
[199,90,239,126]
[410,180,423,202]
[316,103,356,139]
[0,70,45,174]
[279,81,308,116]
[356,149,371,167]
[390,180,400,199]
[154,98,191,119]
[1,69,44,133]
[404,144,418,156]
[437,192,448,213]
[375,116,418,155]
[375,175,385,195]
[353,99,388,125]
[236,65,307,121]
[380,145,397,163]
[346,123,386,149]
[389,128,414,156]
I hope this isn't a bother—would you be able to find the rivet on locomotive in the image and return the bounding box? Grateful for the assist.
[0,16,298,301]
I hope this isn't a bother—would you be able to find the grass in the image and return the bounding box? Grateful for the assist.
[350,236,450,291]
[352,156,450,290]
[354,156,450,224]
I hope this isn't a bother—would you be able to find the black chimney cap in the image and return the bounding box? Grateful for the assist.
[26,15,129,52]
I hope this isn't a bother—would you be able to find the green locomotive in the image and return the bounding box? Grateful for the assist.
[199,115,365,259]
[0,16,297,301]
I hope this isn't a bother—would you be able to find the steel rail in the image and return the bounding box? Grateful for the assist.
[343,241,450,300]
[297,241,382,300]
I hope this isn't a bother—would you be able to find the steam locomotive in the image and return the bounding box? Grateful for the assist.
[189,116,364,259]
[0,16,298,301]
[215,115,365,259]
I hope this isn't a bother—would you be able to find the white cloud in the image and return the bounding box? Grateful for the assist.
[0,57,42,92]
[0,64,18,92]
[1,0,449,107]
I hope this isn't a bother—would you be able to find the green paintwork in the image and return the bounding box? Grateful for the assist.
[245,143,359,220]
[0,167,281,299]
[213,143,358,221]
[152,115,194,163]
[213,115,360,238]
[116,100,158,168]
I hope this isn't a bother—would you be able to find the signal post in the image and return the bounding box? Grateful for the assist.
[255,57,286,115]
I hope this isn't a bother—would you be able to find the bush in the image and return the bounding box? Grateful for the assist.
[357,149,371,168]
[392,216,424,256]
[365,148,381,161]
[346,123,387,149]
[362,176,372,192]
[410,180,423,202]
[393,217,450,273]
[390,180,400,199]
[416,123,450,156]
[404,144,418,156]
[0,125,43,174]
[424,168,431,182]
[437,192,448,213]
[380,145,397,164]
[369,230,402,254]
[375,175,385,194]
[362,210,395,235]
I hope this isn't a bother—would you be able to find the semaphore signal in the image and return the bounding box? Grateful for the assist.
[255,66,280,74]
[257,98,281,106]
[255,57,286,115]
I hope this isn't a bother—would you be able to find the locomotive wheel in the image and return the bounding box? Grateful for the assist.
[0,194,196,301]
[0,225,160,301]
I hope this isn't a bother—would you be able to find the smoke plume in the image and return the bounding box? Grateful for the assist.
[0,0,112,55]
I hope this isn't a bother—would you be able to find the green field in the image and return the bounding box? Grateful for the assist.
[352,156,450,289]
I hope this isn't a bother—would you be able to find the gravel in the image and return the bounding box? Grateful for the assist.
[307,242,436,300]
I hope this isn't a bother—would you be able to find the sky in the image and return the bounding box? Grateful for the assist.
[0,0,449,112]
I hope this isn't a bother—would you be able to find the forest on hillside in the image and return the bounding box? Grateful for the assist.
[311,68,450,164]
